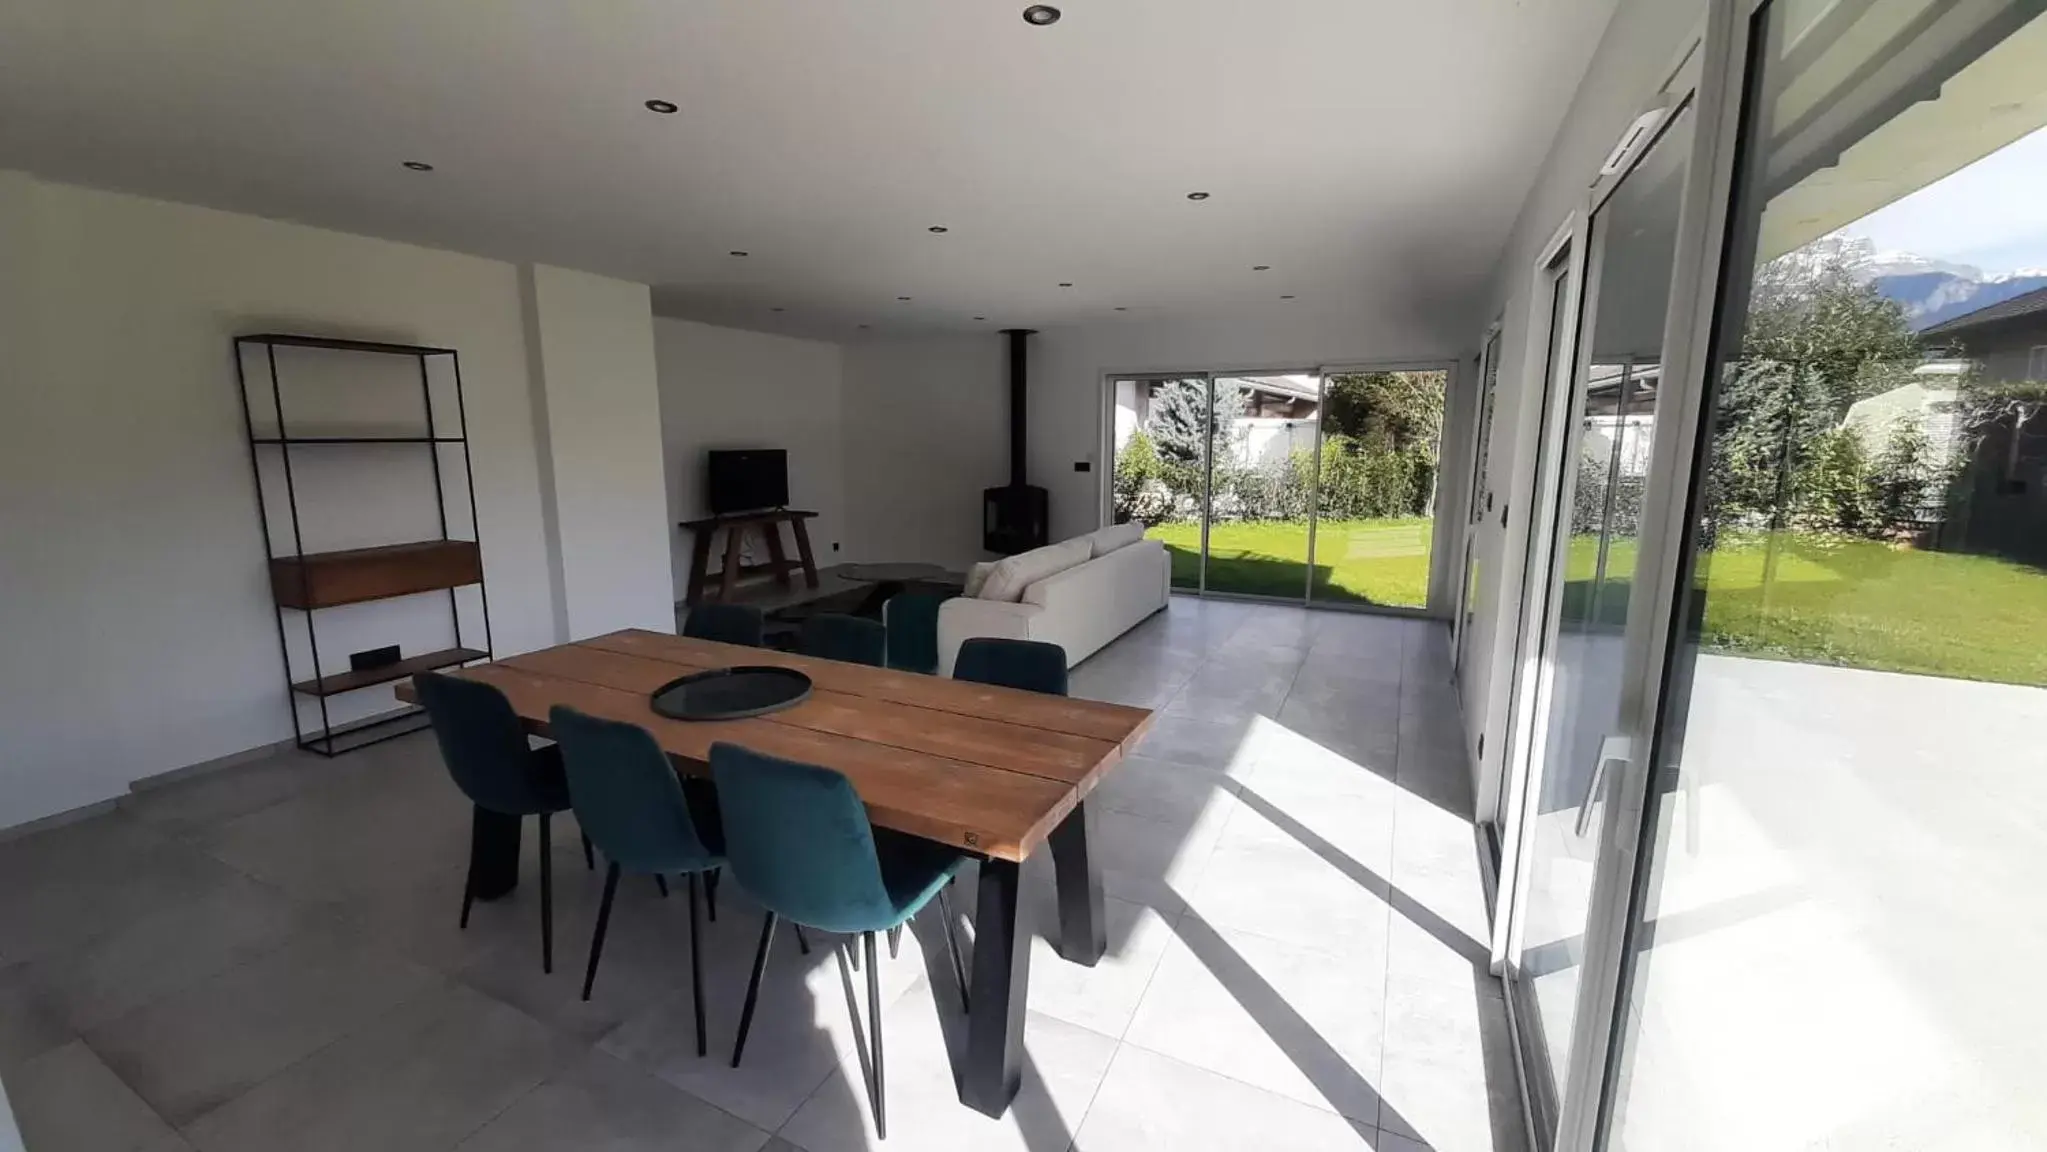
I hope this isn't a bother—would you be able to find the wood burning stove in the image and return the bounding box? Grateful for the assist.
[984,328,1049,554]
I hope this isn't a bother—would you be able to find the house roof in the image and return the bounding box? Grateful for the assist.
[1920,284,2047,338]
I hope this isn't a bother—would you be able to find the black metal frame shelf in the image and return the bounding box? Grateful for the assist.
[235,334,494,757]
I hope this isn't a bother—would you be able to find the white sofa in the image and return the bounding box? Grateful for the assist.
[937,523,1171,676]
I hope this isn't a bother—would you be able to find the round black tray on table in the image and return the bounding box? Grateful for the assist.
[649,666,813,721]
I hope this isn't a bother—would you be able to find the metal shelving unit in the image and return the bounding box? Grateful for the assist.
[234,333,494,756]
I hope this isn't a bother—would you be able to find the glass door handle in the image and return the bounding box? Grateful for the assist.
[1576,734,1633,838]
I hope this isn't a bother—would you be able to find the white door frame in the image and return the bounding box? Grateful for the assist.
[1548,5,1751,1150]
[1488,11,1736,1148]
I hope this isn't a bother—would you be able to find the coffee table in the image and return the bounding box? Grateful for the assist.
[837,562,961,616]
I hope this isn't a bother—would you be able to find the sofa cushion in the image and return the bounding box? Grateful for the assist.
[962,561,996,598]
[978,538,1091,603]
[1085,521,1147,558]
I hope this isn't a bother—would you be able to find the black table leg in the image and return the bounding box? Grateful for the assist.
[468,805,523,901]
[961,858,1030,1118]
[1049,799,1107,966]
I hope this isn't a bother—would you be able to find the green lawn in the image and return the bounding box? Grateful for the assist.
[1150,519,2047,686]
[1147,518,1433,608]
[1567,533,2047,687]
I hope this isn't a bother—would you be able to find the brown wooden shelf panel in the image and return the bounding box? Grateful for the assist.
[291,646,488,697]
[270,540,482,609]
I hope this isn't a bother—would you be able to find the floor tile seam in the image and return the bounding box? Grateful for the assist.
[1108,904,1191,1044]
[763,964,933,1144]
[1376,721,1407,1105]
[157,966,458,1139]
[26,1032,182,1149]
[1110,1035,1380,1129]
[71,902,352,1058]
[1167,895,1393,970]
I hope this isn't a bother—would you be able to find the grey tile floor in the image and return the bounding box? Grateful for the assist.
[0,598,1524,1152]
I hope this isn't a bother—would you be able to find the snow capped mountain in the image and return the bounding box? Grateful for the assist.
[1865,252,2047,329]
[1864,251,1984,281]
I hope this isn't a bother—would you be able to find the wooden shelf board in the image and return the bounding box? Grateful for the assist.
[292,647,488,697]
[270,539,482,609]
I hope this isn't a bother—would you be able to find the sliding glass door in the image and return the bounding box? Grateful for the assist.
[1108,366,1452,611]
[1496,80,1697,1145]
[1204,375,1323,598]
[1110,375,1209,592]
[1599,3,2047,1149]
[1310,368,1450,609]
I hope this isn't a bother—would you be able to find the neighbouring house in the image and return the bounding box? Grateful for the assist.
[1112,374,1322,469]
[1919,285,2047,560]
[1841,360,1964,467]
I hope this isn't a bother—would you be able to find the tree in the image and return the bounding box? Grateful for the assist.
[1320,371,1447,518]
[1958,377,2047,489]
[1790,426,1876,536]
[1322,372,1445,459]
[1707,236,1922,535]
[1870,416,1940,532]
[1145,378,1243,466]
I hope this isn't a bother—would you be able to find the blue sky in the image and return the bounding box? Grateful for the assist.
[1837,122,2047,276]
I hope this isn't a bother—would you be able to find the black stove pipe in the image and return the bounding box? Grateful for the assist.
[1002,328,1035,487]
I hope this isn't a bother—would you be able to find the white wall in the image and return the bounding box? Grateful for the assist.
[0,172,672,831]
[1457,0,1705,803]
[841,335,1009,570]
[524,264,673,638]
[654,319,848,600]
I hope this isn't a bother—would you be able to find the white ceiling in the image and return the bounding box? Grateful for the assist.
[0,0,1620,338]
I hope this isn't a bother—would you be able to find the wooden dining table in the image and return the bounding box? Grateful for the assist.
[395,628,1152,1118]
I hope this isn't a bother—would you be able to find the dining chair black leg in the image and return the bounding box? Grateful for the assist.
[705,868,719,922]
[887,925,902,960]
[581,833,594,871]
[846,933,859,971]
[937,887,970,1013]
[866,930,886,1139]
[687,872,707,1057]
[655,875,669,898]
[582,862,621,1001]
[537,812,555,975]
[794,925,813,955]
[732,912,779,1067]
[458,862,477,930]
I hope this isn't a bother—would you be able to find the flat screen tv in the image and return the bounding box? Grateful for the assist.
[706,449,788,515]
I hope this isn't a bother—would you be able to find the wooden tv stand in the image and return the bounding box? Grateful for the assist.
[680,508,820,604]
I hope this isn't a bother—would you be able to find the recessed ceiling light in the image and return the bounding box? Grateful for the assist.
[1058,282,1074,288]
[1186,191,1211,201]
[1022,5,1062,26]
[974,316,988,321]
[402,161,434,172]
[1253,265,1271,271]
[1114,307,1128,311]
[898,296,912,302]
[771,307,786,312]
[858,324,871,329]
[928,226,949,234]
[729,250,749,257]
[645,99,679,115]
[1280,295,1296,300]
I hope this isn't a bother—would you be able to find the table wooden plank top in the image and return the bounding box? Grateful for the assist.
[396,630,1153,861]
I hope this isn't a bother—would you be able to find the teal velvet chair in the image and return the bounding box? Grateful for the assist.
[550,708,725,1052]
[798,612,887,666]
[952,637,1069,696]
[683,602,765,647]
[415,672,591,975]
[710,742,969,1138]
[882,592,947,674]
